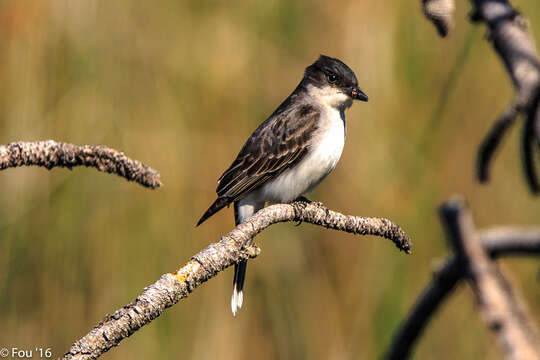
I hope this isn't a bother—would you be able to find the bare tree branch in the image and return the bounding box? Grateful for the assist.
[417,0,540,351]
[385,256,463,360]
[63,201,411,359]
[386,206,540,359]
[472,0,540,192]
[0,140,409,358]
[0,140,162,189]
[440,198,540,359]
[386,199,540,359]
[422,0,540,192]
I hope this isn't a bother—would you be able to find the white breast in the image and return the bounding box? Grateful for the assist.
[255,106,346,203]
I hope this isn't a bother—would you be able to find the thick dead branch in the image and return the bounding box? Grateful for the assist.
[386,204,540,360]
[63,201,411,359]
[0,140,161,189]
[440,198,540,359]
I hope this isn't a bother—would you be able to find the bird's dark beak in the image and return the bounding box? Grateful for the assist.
[350,87,368,102]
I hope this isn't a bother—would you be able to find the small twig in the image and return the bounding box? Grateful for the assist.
[64,201,411,359]
[0,140,161,189]
[482,227,540,256]
[385,212,540,359]
[522,91,540,192]
[477,103,518,182]
[422,0,455,37]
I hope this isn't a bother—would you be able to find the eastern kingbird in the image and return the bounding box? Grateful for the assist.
[197,55,368,315]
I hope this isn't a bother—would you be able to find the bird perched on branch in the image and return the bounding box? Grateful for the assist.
[197,55,368,315]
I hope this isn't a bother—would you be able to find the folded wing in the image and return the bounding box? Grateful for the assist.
[196,104,320,226]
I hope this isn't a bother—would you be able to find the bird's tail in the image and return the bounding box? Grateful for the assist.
[231,200,263,315]
[231,260,247,316]
[196,197,230,226]
[231,201,245,315]
[230,200,264,315]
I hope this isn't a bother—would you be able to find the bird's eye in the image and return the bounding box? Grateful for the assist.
[327,73,337,83]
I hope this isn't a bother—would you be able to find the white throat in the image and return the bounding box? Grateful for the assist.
[306,84,352,111]
[240,85,348,205]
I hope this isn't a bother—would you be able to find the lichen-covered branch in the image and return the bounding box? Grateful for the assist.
[63,201,411,359]
[386,199,540,360]
[0,140,161,189]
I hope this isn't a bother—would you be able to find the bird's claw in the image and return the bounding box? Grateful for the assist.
[294,196,312,204]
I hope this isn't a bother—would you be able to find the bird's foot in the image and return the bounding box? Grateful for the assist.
[294,196,324,208]
[292,197,310,226]
[292,196,325,226]
[294,195,312,204]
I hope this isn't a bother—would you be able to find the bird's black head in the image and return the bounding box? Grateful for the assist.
[303,55,368,103]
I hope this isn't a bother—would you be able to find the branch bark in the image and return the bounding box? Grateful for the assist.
[386,199,540,360]
[63,201,411,360]
[0,140,161,189]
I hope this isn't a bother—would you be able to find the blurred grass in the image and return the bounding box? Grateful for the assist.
[1,1,540,359]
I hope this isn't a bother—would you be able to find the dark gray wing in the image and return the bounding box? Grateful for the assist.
[197,104,320,226]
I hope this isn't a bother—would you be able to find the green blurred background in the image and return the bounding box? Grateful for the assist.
[1,1,540,359]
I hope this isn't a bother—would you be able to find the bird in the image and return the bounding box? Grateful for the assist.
[197,55,368,315]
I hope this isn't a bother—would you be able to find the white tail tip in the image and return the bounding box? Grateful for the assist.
[230,287,243,316]
[237,290,243,308]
